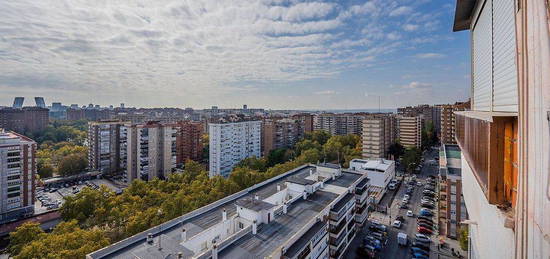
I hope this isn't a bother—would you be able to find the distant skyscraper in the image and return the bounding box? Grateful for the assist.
[120,103,125,108]
[34,97,46,108]
[12,97,24,108]
[243,104,248,110]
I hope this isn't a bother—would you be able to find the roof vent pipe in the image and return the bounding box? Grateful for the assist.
[181,228,187,242]
[147,233,154,244]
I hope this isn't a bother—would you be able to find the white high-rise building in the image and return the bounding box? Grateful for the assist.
[0,130,36,223]
[209,121,261,177]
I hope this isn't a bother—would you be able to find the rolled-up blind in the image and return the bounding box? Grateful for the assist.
[492,0,518,112]
[472,0,493,111]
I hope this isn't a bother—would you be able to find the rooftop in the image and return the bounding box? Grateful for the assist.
[87,164,365,259]
[350,158,394,172]
[440,144,462,177]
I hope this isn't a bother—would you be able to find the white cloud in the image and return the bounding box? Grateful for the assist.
[389,6,413,17]
[403,24,419,32]
[314,90,337,95]
[0,0,454,108]
[402,82,433,89]
[415,53,446,59]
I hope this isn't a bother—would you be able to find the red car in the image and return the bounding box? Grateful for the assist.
[417,226,433,235]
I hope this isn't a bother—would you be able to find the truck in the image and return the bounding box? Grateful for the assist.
[397,232,408,246]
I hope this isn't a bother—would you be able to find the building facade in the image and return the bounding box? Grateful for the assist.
[438,144,467,239]
[291,113,314,133]
[314,114,365,136]
[0,130,36,224]
[175,121,204,165]
[87,163,370,259]
[361,115,396,159]
[125,122,177,182]
[453,0,550,258]
[88,121,128,175]
[0,107,49,134]
[262,118,304,156]
[396,116,423,149]
[209,121,261,177]
[22,107,49,133]
[440,101,470,145]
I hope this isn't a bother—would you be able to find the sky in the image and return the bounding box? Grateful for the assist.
[0,0,471,110]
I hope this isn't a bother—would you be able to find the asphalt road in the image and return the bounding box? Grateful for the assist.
[343,147,441,259]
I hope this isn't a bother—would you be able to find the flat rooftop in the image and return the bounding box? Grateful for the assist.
[218,190,338,259]
[87,164,363,259]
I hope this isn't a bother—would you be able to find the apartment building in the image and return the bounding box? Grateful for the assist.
[396,116,423,149]
[398,104,437,125]
[314,113,365,136]
[88,121,128,174]
[262,118,304,156]
[0,130,35,224]
[440,101,470,145]
[438,144,467,239]
[87,163,370,259]
[125,122,177,182]
[291,113,314,133]
[209,121,261,177]
[361,115,396,159]
[0,107,49,134]
[349,158,395,205]
[453,0,550,258]
[175,121,204,165]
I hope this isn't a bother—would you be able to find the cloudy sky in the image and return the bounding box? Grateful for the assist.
[0,0,470,109]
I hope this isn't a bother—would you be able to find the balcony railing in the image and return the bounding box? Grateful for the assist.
[455,112,518,206]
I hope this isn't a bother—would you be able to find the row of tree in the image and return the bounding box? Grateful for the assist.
[9,131,362,259]
[32,120,89,178]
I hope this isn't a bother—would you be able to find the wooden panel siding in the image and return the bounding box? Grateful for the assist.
[455,113,518,206]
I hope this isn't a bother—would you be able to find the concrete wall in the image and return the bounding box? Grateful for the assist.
[461,153,515,259]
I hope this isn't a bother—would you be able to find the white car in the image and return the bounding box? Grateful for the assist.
[406,210,414,217]
[404,194,410,200]
[417,181,423,186]
[392,220,402,228]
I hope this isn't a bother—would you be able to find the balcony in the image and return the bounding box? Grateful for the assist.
[455,112,518,207]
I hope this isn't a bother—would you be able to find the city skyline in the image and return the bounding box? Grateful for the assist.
[0,0,470,109]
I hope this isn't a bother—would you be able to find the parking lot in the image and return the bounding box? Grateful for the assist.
[35,178,123,213]
[344,148,463,259]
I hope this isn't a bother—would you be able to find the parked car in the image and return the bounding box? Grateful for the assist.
[417,226,433,235]
[417,223,433,230]
[417,219,434,226]
[357,244,377,258]
[412,253,429,259]
[396,216,405,222]
[421,203,435,209]
[411,247,429,256]
[407,210,414,217]
[417,215,432,221]
[369,222,387,232]
[400,204,408,209]
[392,220,402,228]
[412,241,431,251]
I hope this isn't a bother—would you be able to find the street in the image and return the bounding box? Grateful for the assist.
[344,147,461,259]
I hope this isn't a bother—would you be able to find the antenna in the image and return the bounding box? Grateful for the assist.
[378,96,381,113]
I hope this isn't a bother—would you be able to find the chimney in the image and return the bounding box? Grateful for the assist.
[332,174,335,181]
[177,252,183,259]
[283,203,288,214]
[147,233,154,244]
[309,168,313,176]
[255,194,259,200]
[222,209,227,221]
[277,184,281,191]
[303,191,307,200]
[212,241,218,259]
[252,220,258,234]
[181,228,187,242]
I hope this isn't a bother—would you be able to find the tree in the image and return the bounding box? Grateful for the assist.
[37,160,54,178]
[402,147,421,173]
[388,142,405,159]
[267,148,288,167]
[459,227,469,251]
[58,153,87,176]
[15,220,110,259]
[305,130,331,145]
[8,222,45,255]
